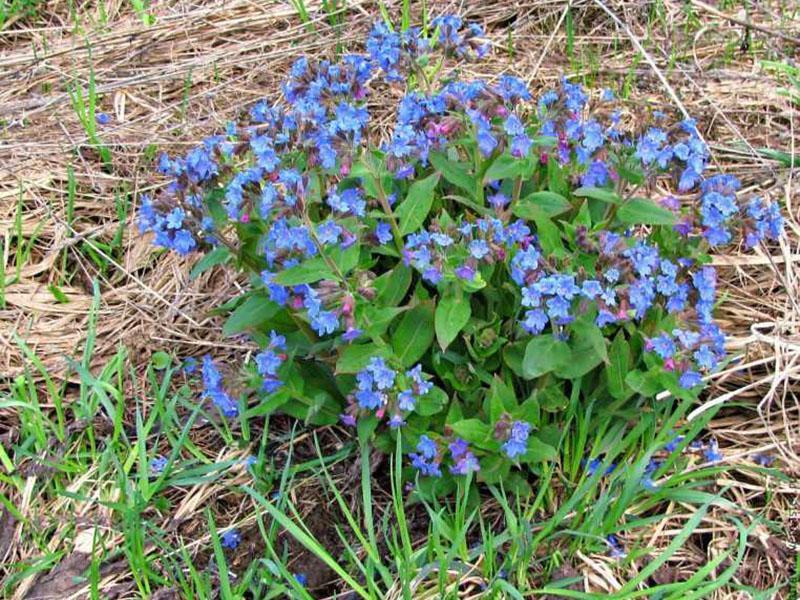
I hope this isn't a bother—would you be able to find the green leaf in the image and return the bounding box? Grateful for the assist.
[607,331,631,400]
[537,385,569,412]
[272,244,359,286]
[430,152,475,197]
[484,153,528,182]
[514,191,572,219]
[396,173,440,235]
[362,305,405,337]
[151,351,171,370]
[190,246,230,279]
[617,197,676,225]
[374,263,412,306]
[336,343,393,374]
[392,301,435,367]
[553,323,607,379]
[502,341,527,377]
[547,156,569,196]
[488,376,517,422]
[450,419,491,445]
[271,259,332,286]
[573,186,622,205]
[522,335,570,379]
[625,369,663,396]
[357,414,380,445]
[521,436,558,463]
[416,386,448,416]
[531,214,563,255]
[222,295,280,337]
[434,292,471,350]
[478,454,511,484]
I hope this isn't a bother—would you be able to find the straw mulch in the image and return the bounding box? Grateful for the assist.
[1,0,798,597]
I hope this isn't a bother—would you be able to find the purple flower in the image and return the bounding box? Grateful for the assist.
[455,264,476,281]
[450,451,480,475]
[388,414,406,428]
[342,328,362,342]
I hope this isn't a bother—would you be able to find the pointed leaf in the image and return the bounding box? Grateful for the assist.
[435,293,471,350]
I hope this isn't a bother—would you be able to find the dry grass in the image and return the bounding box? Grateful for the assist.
[1,0,799,597]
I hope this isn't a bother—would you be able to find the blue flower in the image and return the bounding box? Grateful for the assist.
[185,146,218,183]
[172,229,197,255]
[581,120,604,152]
[398,389,416,411]
[642,459,660,491]
[510,134,533,158]
[488,192,510,209]
[294,573,308,587]
[679,370,702,389]
[561,78,588,112]
[182,357,198,374]
[469,239,490,259]
[693,345,717,371]
[367,22,403,81]
[650,334,676,360]
[521,309,548,334]
[502,421,531,459]
[664,435,685,453]
[503,114,525,136]
[496,75,531,103]
[327,187,366,217]
[202,355,239,417]
[417,435,437,459]
[389,414,406,428]
[317,221,343,245]
[310,309,339,336]
[333,102,369,136]
[450,450,480,475]
[581,160,609,187]
[410,435,441,477]
[342,327,362,342]
[607,535,626,559]
[96,112,111,125]
[703,439,723,463]
[368,357,397,390]
[221,529,241,550]
[635,128,667,165]
[150,455,168,475]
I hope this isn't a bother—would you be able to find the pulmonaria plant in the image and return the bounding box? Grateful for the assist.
[139,17,783,496]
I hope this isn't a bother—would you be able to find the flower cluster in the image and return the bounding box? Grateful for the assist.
[140,16,783,491]
[409,435,480,477]
[403,217,530,284]
[255,331,287,393]
[341,359,432,428]
[501,421,531,459]
[693,174,783,247]
[201,355,238,417]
